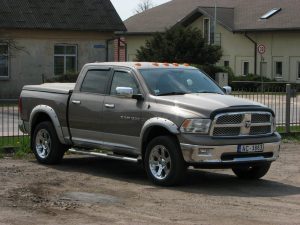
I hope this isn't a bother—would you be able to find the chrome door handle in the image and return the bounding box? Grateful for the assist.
[105,104,115,109]
[72,100,81,105]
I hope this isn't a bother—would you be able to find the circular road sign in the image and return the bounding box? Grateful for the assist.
[257,44,266,54]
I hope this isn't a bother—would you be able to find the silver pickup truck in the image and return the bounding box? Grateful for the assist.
[19,62,281,186]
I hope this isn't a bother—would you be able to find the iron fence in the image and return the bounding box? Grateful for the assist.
[0,99,27,147]
[232,82,300,133]
[0,84,299,146]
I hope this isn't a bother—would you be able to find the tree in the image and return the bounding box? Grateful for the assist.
[136,26,222,66]
[135,0,153,14]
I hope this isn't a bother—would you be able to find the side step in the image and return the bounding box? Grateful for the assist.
[68,148,140,163]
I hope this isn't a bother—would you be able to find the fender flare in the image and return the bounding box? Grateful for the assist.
[29,105,66,144]
[140,117,180,149]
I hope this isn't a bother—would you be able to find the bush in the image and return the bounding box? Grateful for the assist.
[136,26,222,65]
[46,73,79,83]
[193,64,227,80]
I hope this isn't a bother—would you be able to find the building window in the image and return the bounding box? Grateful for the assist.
[275,61,283,77]
[203,18,210,44]
[242,61,249,76]
[298,62,300,79]
[0,44,9,79]
[224,61,229,68]
[54,44,77,75]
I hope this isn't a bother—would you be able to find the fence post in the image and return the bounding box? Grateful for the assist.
[285,84,291,133]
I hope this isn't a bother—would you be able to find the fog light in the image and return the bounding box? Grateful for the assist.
[197,148,213,156]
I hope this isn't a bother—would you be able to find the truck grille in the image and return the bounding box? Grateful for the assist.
[211,112,274,137]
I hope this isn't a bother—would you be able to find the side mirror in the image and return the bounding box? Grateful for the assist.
[116,87,133,98]
[223,86,232,95]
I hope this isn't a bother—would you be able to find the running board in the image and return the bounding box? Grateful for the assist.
[68,148,140,163]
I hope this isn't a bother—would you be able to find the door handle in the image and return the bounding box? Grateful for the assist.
[72,100,81,105]
[105,104,115,109]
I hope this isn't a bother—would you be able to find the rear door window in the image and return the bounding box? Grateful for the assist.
[81,70,111,94]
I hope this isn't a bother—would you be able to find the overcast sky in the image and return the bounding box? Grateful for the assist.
[110,0,171,21]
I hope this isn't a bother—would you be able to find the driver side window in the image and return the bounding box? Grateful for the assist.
[110,71,140,95]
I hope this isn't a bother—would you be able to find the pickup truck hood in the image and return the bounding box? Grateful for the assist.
[155,93,266,118]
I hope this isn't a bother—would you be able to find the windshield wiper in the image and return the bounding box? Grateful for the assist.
[157,92,187,96]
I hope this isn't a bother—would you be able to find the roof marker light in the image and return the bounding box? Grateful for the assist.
[163,63,169,66]
[152,63,159,66]
[173,63,179,67]
[135,63,142,67]
[183,63,190,67]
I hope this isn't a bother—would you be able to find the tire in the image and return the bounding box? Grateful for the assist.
[232,163,271,180]
[144,136,186,186]
[32,121,67,164]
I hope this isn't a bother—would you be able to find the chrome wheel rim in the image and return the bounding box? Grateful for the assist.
[149,145,171,180]
[35,129,51,159]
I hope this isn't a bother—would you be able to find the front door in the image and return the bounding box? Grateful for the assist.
[68,68,112,146]
[101,69,143,154]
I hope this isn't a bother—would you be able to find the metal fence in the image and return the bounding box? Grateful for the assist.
[0,99,27,147]
[0,84,299,146]
[232,82,300,133]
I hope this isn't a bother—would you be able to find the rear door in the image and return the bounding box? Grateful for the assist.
[68,67,112,146]
[101,68,143,154]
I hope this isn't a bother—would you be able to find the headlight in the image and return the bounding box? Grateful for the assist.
[180,119,211,134]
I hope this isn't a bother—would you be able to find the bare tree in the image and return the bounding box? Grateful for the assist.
[0,39,28,57]
[135,0,154,14]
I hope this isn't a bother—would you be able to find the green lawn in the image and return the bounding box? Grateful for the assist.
[0,136,31,158]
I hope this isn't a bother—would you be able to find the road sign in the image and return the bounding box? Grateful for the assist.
[257,44,266,54]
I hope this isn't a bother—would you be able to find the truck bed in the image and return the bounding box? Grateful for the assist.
[23,83,75,94]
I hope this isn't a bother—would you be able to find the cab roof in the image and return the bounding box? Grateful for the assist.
[85,62,196,70]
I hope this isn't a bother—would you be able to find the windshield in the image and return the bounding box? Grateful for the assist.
[139,68,224,96]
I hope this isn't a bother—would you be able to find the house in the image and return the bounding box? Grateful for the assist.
[121,0,300,83]
[0,0,126,99]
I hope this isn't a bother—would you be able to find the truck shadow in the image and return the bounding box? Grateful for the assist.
[49,156,300,198]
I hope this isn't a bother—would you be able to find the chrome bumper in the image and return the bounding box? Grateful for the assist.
[180,142,281,164]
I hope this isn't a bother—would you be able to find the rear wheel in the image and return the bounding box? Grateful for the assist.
[32,121,67,164]
[232,163,271,179]
[144,136,186,186]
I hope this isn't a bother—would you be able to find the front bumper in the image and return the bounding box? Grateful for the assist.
[181,142,280,164]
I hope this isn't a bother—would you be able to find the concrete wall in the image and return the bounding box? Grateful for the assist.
[0,29,114,99]
[124,16,300,84]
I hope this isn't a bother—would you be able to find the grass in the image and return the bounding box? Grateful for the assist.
[281,133,300,143]
[0,136,31,159]
[277,126,300,133]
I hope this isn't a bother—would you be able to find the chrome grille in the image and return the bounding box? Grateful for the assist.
[251,114,271,123]
[216,114,243,124]
[210,112,273,137]
[250,126,272,135]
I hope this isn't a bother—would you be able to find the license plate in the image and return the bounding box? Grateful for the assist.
[237,144,264,153]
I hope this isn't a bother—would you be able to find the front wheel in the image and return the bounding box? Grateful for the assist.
[232,163,271,179]
[144,136,186,186]
[32,121,67,164]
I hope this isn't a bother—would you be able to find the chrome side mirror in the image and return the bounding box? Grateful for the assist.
[223,86,232,95]
[116,87,133,98]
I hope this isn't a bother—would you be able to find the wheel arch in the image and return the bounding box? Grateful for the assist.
[140,117,180,158]
[29,105,66,144]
